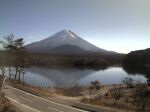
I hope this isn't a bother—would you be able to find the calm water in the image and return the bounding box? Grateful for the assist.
[15,66,147,87]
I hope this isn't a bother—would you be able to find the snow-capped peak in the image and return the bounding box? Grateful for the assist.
[25,29,109,54]
[65,29,69,33]
[65,29,76,38]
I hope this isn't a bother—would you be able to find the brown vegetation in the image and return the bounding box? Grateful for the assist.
[55,84,83,96]
[1,76,20,112]
[0,93,21,112]
[82,81,150,112]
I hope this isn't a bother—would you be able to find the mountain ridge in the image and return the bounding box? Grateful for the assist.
[25,30,117,55]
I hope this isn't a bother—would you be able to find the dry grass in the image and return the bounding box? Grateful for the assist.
[0,93,21,112]
[6,79,55,98]
[82,85,150,112]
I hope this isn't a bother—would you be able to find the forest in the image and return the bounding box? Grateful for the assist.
[123,48,150,66]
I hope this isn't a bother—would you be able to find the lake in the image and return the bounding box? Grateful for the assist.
[12,66,147,87]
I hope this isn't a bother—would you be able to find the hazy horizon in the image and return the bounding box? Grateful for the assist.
[0,0,150,53]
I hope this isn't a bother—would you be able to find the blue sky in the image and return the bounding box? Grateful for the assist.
[0,0,150,53]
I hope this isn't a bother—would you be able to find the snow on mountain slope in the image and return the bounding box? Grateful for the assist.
[25,30,109,54]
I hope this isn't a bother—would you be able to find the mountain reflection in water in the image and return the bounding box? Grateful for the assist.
[20,66,147,87]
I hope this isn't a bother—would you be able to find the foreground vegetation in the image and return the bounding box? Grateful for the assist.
[82,80,150,112]
[0,76,20,112]
[0,93,21,112]
[5,77,150,112]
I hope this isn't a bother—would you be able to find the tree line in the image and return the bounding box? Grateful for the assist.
[123,48,150,85]
[123,48,150,66]
[0,34,29,82]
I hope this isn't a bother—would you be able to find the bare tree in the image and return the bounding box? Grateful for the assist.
[89,80,100,102]
[12,38,29,82]
[0,75,5,93]
[109,87,123,101]
[62,83,83,96]
[0,67,6,76]
[122,77,134,88]
[133,83,149,112]
[2,34,29,82]
[1,34,15,78]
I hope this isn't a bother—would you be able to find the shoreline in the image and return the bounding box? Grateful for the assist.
[3,76,150,112]
[5,78,129,112]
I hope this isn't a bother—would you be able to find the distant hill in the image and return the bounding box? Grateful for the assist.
[123,48,150,65]
[25,30,118,55]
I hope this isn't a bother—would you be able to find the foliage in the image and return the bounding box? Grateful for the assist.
[0,34,29,82]
[123,48,150,85]
[123,48,150,66]
[27,53,123,70]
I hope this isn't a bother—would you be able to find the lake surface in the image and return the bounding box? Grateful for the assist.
[15,66,147,87]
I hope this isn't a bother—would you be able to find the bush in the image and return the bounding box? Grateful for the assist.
[122,77,134,88]
[55,84,83,96]
[133,83,150,112]
[109,87,123,101]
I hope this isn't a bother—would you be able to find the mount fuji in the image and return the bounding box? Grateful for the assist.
[25,30,114,55]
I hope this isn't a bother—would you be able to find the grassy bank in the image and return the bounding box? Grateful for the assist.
[0,76,21,112]
[5,77,150,112]
[82,84,150,112]
[0,93,21,112]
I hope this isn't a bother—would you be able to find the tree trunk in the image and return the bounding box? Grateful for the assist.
[14,67,18,80]
[2,70,4,76]
[8,67,11,79]
[23,73,24,85]
[18,70,21,82]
